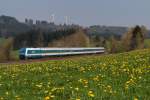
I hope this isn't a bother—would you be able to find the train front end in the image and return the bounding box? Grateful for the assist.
[19,48,27,60]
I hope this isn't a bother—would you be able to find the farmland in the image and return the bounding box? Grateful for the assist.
[0,49,150,100]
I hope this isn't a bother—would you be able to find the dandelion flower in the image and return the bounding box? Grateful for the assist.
[134,97,138,100]
[88,90,95,97]
[45,96,50,100]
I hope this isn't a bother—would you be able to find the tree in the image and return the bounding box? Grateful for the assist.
[2,38,14,61]
[122,28,132,51]
[36,31,44,47]
[49,29,90,47]
[122,25,147,51]
[110,36,118,53]
[130,25,145,50]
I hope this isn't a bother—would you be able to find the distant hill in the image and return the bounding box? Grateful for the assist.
[147,30,150,38]
[0,15,80,37]
[0,15,150,38]
[0,15,31,37]
[86,25,128,36]
[86,25,150,38]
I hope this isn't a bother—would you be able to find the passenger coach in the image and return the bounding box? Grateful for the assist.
[19,47,105,60]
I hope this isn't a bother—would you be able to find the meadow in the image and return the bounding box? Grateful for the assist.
[144,39,150,48]
[0,38,5,45]
[0,49,150,100]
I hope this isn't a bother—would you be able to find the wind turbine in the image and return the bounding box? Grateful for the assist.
[50,14,55,23]
[65,16,71,25]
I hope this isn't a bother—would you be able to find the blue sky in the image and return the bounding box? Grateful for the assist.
[0,0,150,28]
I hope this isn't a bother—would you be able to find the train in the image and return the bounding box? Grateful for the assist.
[19,47,105,60]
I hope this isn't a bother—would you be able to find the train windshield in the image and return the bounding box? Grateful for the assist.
[19,48,26,54]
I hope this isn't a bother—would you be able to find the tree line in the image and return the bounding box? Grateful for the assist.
[88,25,147,53]
[13,28,77,49]
[0,25,148,62]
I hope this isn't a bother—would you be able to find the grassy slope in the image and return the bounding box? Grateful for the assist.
[0,49,150,100]
[0,38,5,45]
[144,39,150,48]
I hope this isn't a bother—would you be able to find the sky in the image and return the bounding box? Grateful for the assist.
[0,0,150,28]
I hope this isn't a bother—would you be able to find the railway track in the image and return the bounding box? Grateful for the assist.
[0,54,104,65]
[0,57,68,65]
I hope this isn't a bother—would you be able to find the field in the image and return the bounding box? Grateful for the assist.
[0,49,150,100]
[0,38,5,45]
[144,39,150,48]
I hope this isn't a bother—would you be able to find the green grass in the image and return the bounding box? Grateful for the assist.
[11,50,19,60]
[0,38,6,45]
[144,39,150,48]
[0,49,150,100]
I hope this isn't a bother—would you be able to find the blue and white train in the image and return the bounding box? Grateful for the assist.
[19,47,105,60]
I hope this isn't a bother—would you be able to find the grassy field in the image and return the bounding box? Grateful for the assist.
[0,38,5,45]
[0,49,150,100]
[144,39,150,48]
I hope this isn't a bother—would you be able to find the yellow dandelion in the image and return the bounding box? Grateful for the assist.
[44,90,49,93]
[88,90,95,97]
[84,85,88,88]
[93,76,99,81]
[75,87,79,91]
[45,96,50,100]
[35,84,42,88]
[50,95,55,98]
[5,91,9,95]
[0,97,4,100]
[134,97,138,100]
[83,79,88,84]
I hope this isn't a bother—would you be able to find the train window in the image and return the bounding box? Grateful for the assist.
[27,49,102,54]
[71,49,100,52]
[41,49,101,53]
[27,50,41,54]
[42,50,72,53]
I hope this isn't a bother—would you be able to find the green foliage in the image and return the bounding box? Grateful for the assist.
[129,25,145,50]
[0,38,15,62]
[144,39,150,48]
[13,28,77,49]
[122,25,147,51]
[0,49,150,99]
[103,25,149,53]
[0,38,6,45]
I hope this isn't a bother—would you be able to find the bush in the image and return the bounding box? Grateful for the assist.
[0,38,14,62]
